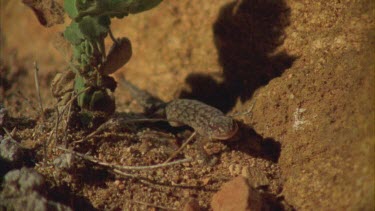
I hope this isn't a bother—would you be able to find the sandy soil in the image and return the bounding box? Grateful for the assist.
[1,0,374,210]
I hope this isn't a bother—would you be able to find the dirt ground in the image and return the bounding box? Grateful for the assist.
[1,0,374,210]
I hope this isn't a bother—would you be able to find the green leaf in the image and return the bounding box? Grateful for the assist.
[63,21,85,45]
[74,0,163,20]
[78,16,110,40]
[129,0,163,14]
[74,74,88,108]
[64,0,79,18]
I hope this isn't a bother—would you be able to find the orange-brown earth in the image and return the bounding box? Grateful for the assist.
[1,0,374,210]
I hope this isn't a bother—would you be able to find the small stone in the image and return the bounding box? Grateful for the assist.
[229,164,241,176]
[201,177,211,185]
[98,153,104,160]
[118,183,125,190]
[211,176,264,211]
[182,198,201,211]
[203,142,226,155]
[241,167,269,188]
[0,136,24,164]
[114,180,121,186]
[53,153,75,171]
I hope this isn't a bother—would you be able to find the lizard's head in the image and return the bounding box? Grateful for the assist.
[208,116,238,140]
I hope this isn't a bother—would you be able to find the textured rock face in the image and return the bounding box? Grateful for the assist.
[211,176,264,211]
[243,1,375,209]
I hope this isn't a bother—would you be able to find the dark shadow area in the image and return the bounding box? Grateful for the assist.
[47,183,98,211]
[262,192,296,211]
[0,53,29,101]
[0,145,37,178]
[180,0,295,112]
[2,117,36,131]
[225,122,281,162]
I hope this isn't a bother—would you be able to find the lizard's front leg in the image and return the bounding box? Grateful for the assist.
[195,136,221,166]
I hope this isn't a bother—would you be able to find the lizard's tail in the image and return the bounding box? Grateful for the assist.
[118,75,166,116]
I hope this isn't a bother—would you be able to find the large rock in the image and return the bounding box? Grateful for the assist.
[211,176,264,211]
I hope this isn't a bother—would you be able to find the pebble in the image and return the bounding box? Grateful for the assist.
[241,167,269,188]
[182,198,201,211]
[228,164,242,176]
[114,180,121,186]
[201,177,211,185]
[53,153,75,171]
[0,136,24,165]
[211,176,264,211]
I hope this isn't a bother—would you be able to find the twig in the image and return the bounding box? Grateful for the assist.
[2,127,21,146]
[52,87,90,145]
[130,200,177,211]
[111,168,176,190]
[232,0,243,15]
[72,118,113,144]
[44,128,55,163]
[15,91,38,112]
[73,117,168,144]
[163,131,197,164]
[54,106,60,145]
[33,62,45,121]
[118,118,168,123]
[108,28,119,45]
[44,108,59,164]
[62,100,73,147]
[59,87,90,116]
[112,168,204,190]
[10,127,17,137]
[56,146,192,170]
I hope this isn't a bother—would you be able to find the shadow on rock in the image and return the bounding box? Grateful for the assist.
[180,0,295,112]
[226,122,281,163]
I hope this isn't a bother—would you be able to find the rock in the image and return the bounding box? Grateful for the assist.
[211,176,265,211]
[241,167,269,188]
[53,153,76,171]
[1,167,73,211]
[182,198,201,211]
[10,191,72,211]
[0,136,24,164]
[1,190,72,211]
[3,167,45,194]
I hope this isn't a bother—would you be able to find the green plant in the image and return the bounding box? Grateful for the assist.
[62,0,162,125]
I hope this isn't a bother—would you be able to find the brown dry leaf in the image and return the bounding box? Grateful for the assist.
[22,0,64,27]
[99,37,133,75]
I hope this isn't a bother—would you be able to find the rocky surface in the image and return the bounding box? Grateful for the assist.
[1,0,374,210]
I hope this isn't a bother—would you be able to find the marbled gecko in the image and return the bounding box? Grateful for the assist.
[120,77,238,141]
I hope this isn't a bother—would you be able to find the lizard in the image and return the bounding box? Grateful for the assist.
[119,76,239,163]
